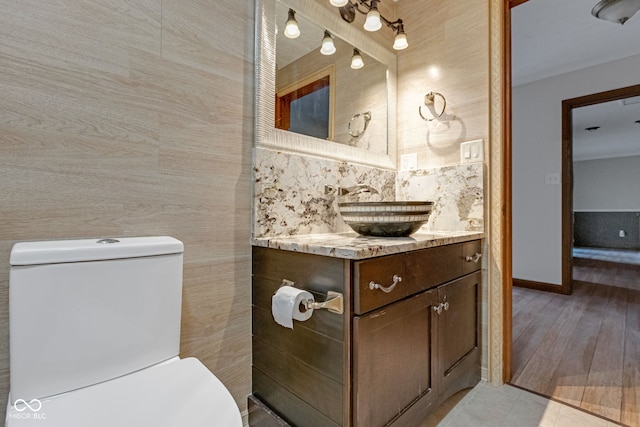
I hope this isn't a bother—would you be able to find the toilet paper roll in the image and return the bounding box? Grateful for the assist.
[271,286,314,329]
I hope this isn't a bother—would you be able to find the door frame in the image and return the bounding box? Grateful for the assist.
[502,0,516,384]
[561,83,640,289]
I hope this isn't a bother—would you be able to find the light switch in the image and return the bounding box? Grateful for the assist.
[460,140,483,164]
[545,173,560,185]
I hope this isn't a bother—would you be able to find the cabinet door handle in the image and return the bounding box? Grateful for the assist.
[465,252,482,263]
[432,301,450,315]
[369,275,402,293]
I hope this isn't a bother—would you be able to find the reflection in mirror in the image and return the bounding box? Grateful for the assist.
[255,0,397,169]
[275,3,388,153]
[276,65,335,140]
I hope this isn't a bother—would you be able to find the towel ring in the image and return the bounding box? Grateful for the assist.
[348,111,371,138]
[418,91,446,121]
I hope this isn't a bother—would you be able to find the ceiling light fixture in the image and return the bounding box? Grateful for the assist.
[284,9,300,39]
[320,30,336,55]
[329,0,350,7]
[591,0,640,25]
[351,48,364,69]
[332,0,409,50]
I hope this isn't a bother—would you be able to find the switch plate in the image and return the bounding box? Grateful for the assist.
[545,173,560,185]
[400,153,417,171]
[460,140,483,164]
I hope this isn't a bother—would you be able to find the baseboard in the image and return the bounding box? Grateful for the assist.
[513,278,565,294]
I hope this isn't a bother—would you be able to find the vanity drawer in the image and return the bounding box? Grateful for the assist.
[354,254,406,314]
[405,244,462,295]
[462,240,483,275]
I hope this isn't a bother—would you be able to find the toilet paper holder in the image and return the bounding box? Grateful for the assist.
[281,279,344,315]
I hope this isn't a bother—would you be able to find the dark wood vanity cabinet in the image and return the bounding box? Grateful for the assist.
[250,239,482,427]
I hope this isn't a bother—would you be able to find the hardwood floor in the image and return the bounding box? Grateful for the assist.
[511,256,640,426]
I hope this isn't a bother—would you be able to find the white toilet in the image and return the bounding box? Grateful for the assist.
[5,236,242,427]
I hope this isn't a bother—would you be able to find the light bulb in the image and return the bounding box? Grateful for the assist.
[330,0,349,6]
[364,9,382,31]
[320,31,336,55]
[393,32,408,50]
[284,9,300,39]
[351,49,364,69]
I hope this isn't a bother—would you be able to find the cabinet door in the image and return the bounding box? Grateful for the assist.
[352,289,438,427]
[436,271,481,398]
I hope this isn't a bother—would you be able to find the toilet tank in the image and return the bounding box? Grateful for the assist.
[9,236,184,403]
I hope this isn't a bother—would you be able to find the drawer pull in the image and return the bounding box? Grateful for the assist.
[465,252,482,263]
[369,275,402,293]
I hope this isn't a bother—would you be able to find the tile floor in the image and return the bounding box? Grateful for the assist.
[421,382,622,427]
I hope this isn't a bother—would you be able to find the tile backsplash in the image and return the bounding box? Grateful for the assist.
[253,148,396,238]
[397,163,484,232]
[253,147,483,238]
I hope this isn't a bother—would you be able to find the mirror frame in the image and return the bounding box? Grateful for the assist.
[255,0,397,169]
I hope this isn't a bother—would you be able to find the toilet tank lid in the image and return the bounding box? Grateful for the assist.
[10,236,184,266]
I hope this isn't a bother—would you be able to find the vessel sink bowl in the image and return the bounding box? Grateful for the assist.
[338,201,434,237]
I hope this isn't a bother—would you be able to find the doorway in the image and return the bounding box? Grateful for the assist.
[506,0,640,422]
[562,84,640,292]
[510,85,640,424]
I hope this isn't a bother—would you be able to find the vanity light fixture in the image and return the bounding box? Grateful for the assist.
[351,48,364,69]
[592,0,640,24]
[320,30,336,55]
[332,0,409,50]
[284,9,300,38]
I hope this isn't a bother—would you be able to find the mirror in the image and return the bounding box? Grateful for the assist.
[275,4,388,152]
[256,0,397,169]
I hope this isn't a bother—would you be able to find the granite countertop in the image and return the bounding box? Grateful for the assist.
[252,231,484,260]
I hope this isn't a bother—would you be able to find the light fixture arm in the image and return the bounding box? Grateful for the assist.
[339,1,406,34]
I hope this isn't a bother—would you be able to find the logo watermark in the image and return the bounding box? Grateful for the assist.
[8,398,47,421]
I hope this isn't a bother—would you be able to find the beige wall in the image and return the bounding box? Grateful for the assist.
[0,0,254,420]
[396,0,489,169]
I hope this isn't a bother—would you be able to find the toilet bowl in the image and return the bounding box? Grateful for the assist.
[6,358,241,427]
[5,237,242,427]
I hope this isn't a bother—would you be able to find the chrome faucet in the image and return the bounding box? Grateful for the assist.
[324,184,379,196]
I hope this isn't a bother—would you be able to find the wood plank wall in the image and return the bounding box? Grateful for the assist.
[0,0,254,420]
